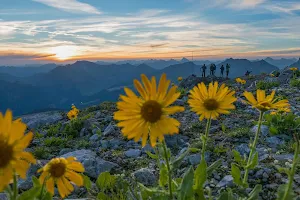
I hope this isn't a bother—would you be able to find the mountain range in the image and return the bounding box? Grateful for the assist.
[0,57,295,115]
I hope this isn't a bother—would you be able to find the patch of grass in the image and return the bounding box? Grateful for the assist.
[34,131,44,139]
[33,147,50,159]
[76,139,91,149]
[63,118,84,138]
[44,137,67,147]
[256,80,280,90]
[290,79,300,88]
[47,123,62,136]
[227,127,251,138]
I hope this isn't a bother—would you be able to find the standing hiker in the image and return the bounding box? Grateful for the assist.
[210,64,214,76]
[226,63,230,78]
[220,65,225,77]
[201,64,207,77]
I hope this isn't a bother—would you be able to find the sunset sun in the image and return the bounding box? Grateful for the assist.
[52,46,77,60]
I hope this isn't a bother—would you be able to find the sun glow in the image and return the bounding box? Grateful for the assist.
[51,46,77,60]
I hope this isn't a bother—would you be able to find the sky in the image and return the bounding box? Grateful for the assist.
[0,0,300,65]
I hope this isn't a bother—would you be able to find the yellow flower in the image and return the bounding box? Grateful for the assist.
[177,76,183,81]
[39,157,84,198]
[71,105,79,114]
[290,67,298,71]
[270,74,275,77]
[188,82,237,120]
[270,111,277,115]
[0,110,36,191]
[67,109,77,120]
[235,78,242,83]
[236,78,246,84]
[114,74,184,147]
[243,90,290,112]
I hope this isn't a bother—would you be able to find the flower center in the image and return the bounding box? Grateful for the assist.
[50,162,66,178]
[260,102,272,108]
[203,99,219,111]
[141,100,162,123]
[0,139,14,168]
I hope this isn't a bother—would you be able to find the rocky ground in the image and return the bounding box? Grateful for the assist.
[1,69,299,200]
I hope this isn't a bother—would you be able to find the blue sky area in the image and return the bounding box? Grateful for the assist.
[0,0,300,65]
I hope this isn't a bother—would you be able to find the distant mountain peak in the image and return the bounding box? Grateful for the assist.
[181,57,190,63]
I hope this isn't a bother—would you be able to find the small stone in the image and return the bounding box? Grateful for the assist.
[0,193,7,200]
[132,168,156,186]
[59,148,73,155]
[79,128,87,137]
[266,136,284,147]
[103,123,115,136]
[217,175,233,187]
[251,125,269,137]
[95,111,101,118]
[89,134,99,142]
[124,149,141,158]
[272,154,294,161]
[187,153,210,165]
[235,144,250,156]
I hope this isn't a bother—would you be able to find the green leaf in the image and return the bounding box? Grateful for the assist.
[97,192,109,200]
[193,159,207,200]
[146,151,158,159]
[172,149,190,168]
[189,148,201,153]
[178,167,195,200]
[17,187,41,200]
[221,123,226,132]
[217,189,236,200]
[159,163,168,187]
[276,184,296,200]
[231,164,243,187]
[41,192,53,200]
[233,150,242,164]
[247,184,262,200]
[269,126,279,135]
[247,152,259,169]
[32,176,41,187]
[96,172,116,191]
[207,159,222,176]
[82,174,92,190]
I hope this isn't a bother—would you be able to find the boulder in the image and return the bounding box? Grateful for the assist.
[61,150,118,178]
[20,111,63,129]
[132,168,156,186]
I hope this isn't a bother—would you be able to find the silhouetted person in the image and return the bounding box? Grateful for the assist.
[210,64,214,76]
[220,65,225,77]
[226,63,230,78]
[245,70,252,76]
[213,64,217,76]
[201,64,207,77]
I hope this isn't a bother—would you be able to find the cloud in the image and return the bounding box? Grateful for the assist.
[32,0,101,14]
[227,0,266,9]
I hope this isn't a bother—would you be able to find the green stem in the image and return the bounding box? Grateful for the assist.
[162,140,173,199]
[201,117,212,160]
[282,138,299,200]
[13,172,18,200]
[242,111,264,186]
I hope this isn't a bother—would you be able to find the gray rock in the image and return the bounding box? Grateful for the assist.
[266,136,284,147]
[59,148,73,155]
[18,162,41,190]
[61,150,118,178]
[132,168,156,186]
[79,128,87,137]
[217,175,234,187]
[100,140,110,149]
[125,149,141,158]
[0,193,7,200]
[235,144,250,156]
[272,154,294,161]
[103,123,115,136]
[109,138,124,149]
[94,111,102,118]
[89,134,99,142]
[141,144,155,154]
[187,153,210,165]
[20,111,63,129]
[165,134,189,149]
[84,118,100,131]
[251,125,269,137]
